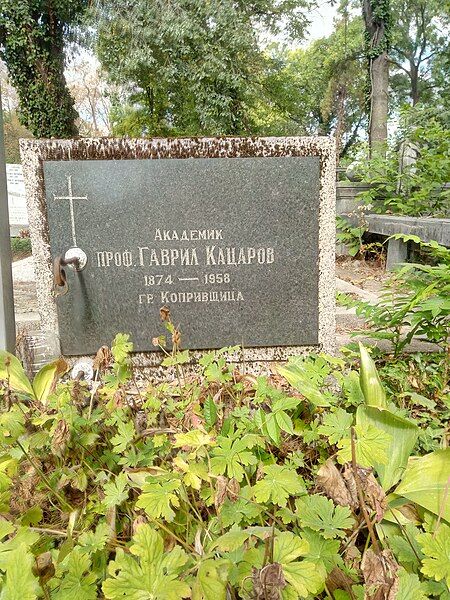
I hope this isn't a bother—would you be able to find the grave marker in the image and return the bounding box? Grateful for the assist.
[20,137,335,363]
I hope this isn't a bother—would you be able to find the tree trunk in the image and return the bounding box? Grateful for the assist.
[0,4,80,139]
[362,0,390,157]
[410,61,420,105]
[369,51,389,154]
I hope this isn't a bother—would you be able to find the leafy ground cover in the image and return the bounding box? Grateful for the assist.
[0,323,449,599]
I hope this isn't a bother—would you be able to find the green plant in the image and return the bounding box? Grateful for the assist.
[338,235,450,359]
[355,105,450,217]
[0,338,448,598]
[336,216,366,257]
[10,236,31,259]
[0,0,86,138]
[336,215,385,261]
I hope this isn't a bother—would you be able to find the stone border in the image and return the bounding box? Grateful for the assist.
[19,136,336,363]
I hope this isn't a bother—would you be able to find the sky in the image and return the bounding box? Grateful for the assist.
[305,1,338,44]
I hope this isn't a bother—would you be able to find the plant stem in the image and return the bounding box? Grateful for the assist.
[15,439,73,512]
[350,427,380,554]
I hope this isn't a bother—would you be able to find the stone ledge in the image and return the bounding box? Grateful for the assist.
[365,214,450,246]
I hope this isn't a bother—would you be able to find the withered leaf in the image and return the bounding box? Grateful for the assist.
[317,459,357,508]
[325,566,355,596]
[343,465,387,522]
[361,548,399,600]
[93,346,112,371]
[252,563,286,600]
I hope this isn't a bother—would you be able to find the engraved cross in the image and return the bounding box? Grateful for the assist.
[53,175,88,247]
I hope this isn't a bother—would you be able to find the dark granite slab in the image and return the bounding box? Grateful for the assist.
[43,156,320,355]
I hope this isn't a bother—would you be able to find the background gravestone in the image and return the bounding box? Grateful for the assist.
[20,137,335,364]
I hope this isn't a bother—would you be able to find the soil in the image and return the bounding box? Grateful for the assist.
[335,256,388,294]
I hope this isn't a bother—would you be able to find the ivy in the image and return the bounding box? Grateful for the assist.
[0,0,87,138]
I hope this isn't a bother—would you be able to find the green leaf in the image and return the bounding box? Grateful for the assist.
[418,524,450,587]
[0,351,34,397]
[253,464,305,507]
[32,357,68,404]
[394,449,450,522]
[102,525,190,600]
[173,430,214,449]
[110,420,135,453]
[282,561,326,599]
[212,526,272,552]
[276,411,295,435]
[337,423,391,468]
[0,527,40,570]
[358,343,387,408]
[301,529,342,572]
[111,333,133,364]
[389,524,423,570]
[343,370,365,406]
[278,364,330,407]
[318,408,353,445]
[103,473,129,508]
[265,413,281,445]
[211,437,257,482]
[273,532,309,563]
[192,559,230,600]
[296,495,354,539]
[273,532,325,599]
[136,477,181,521]
[53,548,98,600]
[356,405,418,490]
[0,543,40,600]
[0,522,15,541]
[78,522,111,554]
[20,506,43,527]
[396,569,429,600]
[203,397,217,428]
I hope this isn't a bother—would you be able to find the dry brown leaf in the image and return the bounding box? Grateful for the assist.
[317,459,357,508]
[132,514,147,535]
[194,529,204,556]
[325,566,355,596]
[215,476,229,511]
[252,563,286,600]
[160,306,170,321]
[51,419,70,456]
[33,552,55,583]
[214,476,240,511]
[361,548,399,600]
[343,465,387,522]
[228,477,240,501]
[344,543,362,570]
[93,346,112,371]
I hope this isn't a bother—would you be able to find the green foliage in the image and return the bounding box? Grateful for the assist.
[0,0,87,137]
[355,105,450,217]
[338,236,450,358]
[3,111,32,164]
[103,526,190,599]
[10,237,31,260]
[418,525,450,588]
[253,464,305,507]
[296,495,354,539]
[363,0,392,59]
[259,16,367,155]
[0,340,448,597]
[94,0,312,137]
[336,216,366,257]
[389,0,450,107]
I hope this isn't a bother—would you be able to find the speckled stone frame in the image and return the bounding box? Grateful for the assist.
[19,136,336,367]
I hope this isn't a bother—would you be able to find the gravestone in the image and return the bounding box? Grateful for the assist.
[20,137,335,365]
[6,164,28,236]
